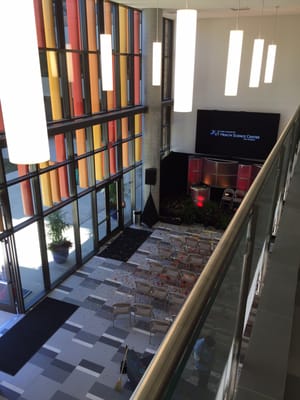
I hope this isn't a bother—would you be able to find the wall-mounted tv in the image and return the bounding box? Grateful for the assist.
[195,109,280,163]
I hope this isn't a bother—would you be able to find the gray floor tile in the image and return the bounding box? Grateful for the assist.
[30,351,56,370]
[58,369,96,398]
[42,361,74,384]
[88,381,132,400]
[75,330,99,345]
[20,375,61,400]
[99,335,123,348]
[78,359,104,374]
[105,326,129,340]
[50,391,80,400]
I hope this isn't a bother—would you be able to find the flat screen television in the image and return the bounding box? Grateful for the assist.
[195,109,280,163]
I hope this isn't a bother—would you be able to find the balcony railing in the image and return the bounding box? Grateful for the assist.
[130,106,300,400]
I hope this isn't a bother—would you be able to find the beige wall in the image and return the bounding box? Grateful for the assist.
[171,14,300,153]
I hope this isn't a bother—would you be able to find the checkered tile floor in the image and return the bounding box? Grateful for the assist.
[0,223,223,400]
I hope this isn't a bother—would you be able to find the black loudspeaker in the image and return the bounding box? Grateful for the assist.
[145,168,157,185]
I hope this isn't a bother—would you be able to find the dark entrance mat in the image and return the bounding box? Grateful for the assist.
[0,297,78,375]
[97,227,152,261]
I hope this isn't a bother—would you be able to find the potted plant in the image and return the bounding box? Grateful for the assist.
[47,210,72,264]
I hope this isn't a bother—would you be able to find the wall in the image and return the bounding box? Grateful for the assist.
[171,14,300,154]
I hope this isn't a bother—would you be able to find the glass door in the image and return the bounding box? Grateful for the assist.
[96,187,107,242]
[108,181,120,232]
[123,171,133,226]
[96,179,122,243]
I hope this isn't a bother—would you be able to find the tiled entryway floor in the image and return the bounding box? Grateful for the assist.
[0,222,222,400]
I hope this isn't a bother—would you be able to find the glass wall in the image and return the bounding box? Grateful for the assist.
[15,223,46,309]
[0,0,147,313]
[0,2,174,313]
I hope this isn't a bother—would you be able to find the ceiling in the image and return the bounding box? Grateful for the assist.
[113,0,300,18]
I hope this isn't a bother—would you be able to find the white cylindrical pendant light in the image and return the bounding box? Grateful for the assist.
[174,9,197,112]
[249,38,264,88]
[264,44,277,83]
[100,34,113,91]
[0,0,50,165]
[224,30,244,96]
[152,41,162,86]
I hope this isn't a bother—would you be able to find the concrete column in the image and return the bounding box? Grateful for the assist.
[141,8,162,214]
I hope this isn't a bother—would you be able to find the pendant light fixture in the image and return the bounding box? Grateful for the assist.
[264,6,279,83]
[249,0,265,88]
[0,0,50,165]
[173,2,197,112]
[152,5,162,86]
[224,1,244,96]
[100,33,113,91]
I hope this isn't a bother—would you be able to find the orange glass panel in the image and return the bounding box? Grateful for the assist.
[122,118,129,167]
[108,121,117,175]
[33,0,45,47]
[49,162,61,203]
[135,114,142,161]
[104,2,112,34]
[17,165,34,216]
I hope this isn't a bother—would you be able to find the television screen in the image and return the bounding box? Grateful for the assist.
[195,110,280,162]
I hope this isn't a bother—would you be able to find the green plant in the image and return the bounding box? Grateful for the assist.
[195,200,233,229]
[159,194,233,230]
[47,210,72,251]
[180,197,198,224]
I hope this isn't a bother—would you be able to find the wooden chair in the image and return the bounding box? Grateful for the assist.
[132,303,154,324]
[179,270,198,291]
[169,234,186,250]
[150,286,168,309]
[220,188,234,209]
[188,254,204,274]
[112,303,132,327]
[147,258,165,277]
[172,250,190,269]
[168,292,186,314]
[149,319,171,344]
[135,280,151,302]
[185,235,200,253]
[198,240,213,256]
[160,266,180,286]
[158,243,173,260]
